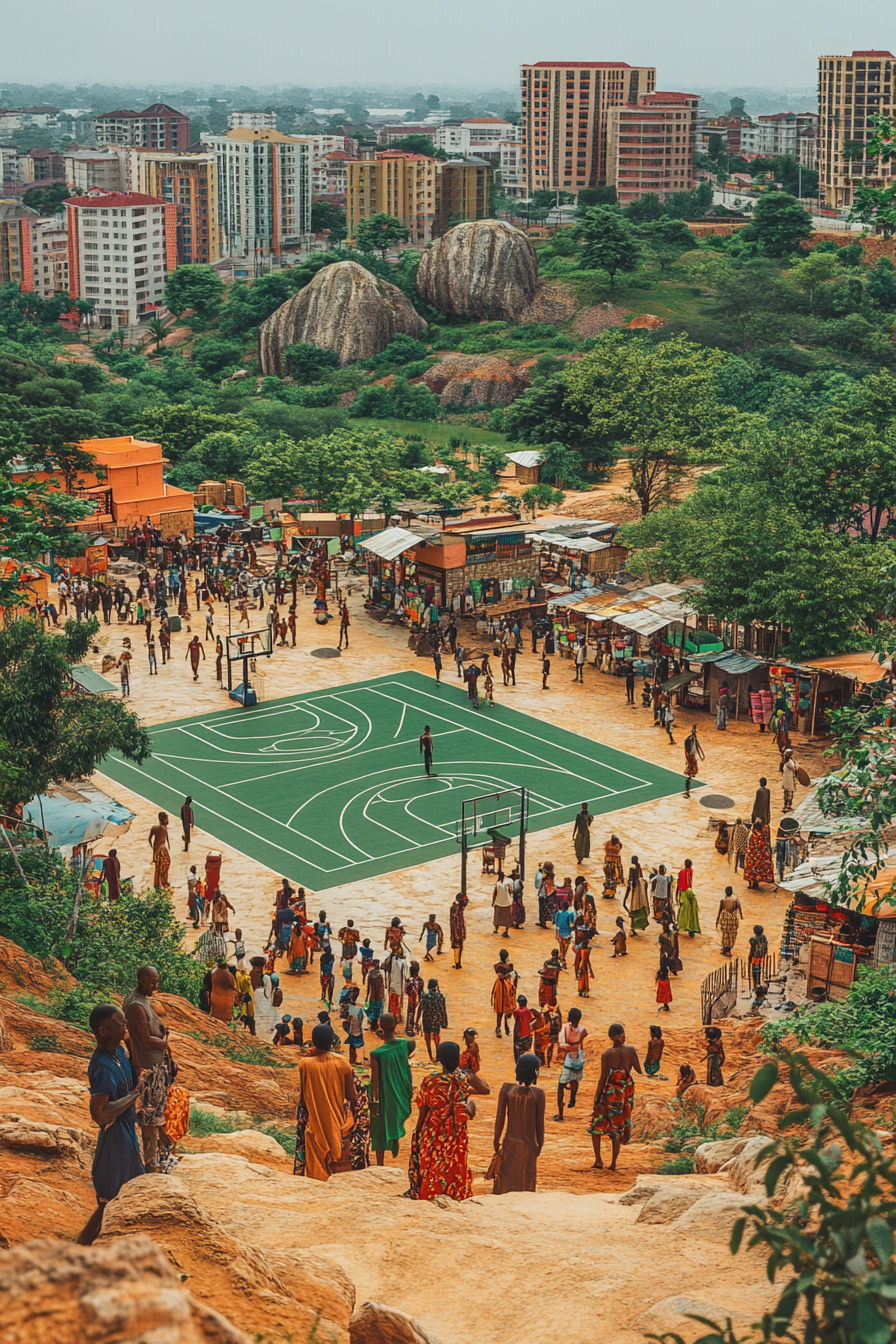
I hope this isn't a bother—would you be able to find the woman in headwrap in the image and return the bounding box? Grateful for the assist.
[623,856,650,934]
[406,1040,490,1201]
[492,1052,545,1195]
[491,947,517,1037]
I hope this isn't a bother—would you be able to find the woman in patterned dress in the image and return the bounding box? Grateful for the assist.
[406,1041,490,1201]
[602,836,624,899]
[744,819,775,889]
[588,1024,641,1172]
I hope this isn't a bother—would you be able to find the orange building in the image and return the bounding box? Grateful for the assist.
[607,92,699,205]
[72,436,194,537]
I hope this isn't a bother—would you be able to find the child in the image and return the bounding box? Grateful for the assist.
[459,1027,481,1073]
[358,938,373,982]
[319,941,335,1009]
[405,959,424,1036]
[750,984,769,1014]
[547,1006,562,1067]
[610,917,628,957]
[532,1009,551,1067]
[644,1024,667,1078]
[542,653,550,689]
[186,867,202,928]
[703,1026,725,1086]
[676,1063,697,1097]
[484,669,495,707]
[512,994,535,1062]
[365,959,385,1034]
[656,956,672,1012]
[228,928,246,968]
[344,986,364,1065]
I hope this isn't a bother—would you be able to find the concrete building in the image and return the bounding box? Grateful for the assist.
[311,150,353,200]
[0,200,36,285]
[205,129,311,259]
[819,50,896,206]
[376,124,437,146]
[73,436,194,536]
[94,103,190,152]
[228,110,277,130]
[27,149,66,182]
[346,152,490,245]
[819,50,895,207]
[740,112,819,159]
[521,60,655,193]
[63,150,126,192]
[125,149,219,265]
[65,189,176,327]
[20,214,69,298]
[798,129,818,171]
[607,91,699,205]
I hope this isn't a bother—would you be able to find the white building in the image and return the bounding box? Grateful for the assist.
[227,110,277,130]
[65,190,175,327]
[63,150,126,193]
[739,112,819,159]
[23,215,69,298]
[205,129,312,259]
[311,150,352,198]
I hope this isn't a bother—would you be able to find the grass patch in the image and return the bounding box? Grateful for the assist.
[350,416,510,447]
[218,1033,291,1070]
[28,1031,63,1052]
[657,1155,696,1175]
[189,1105,297,1157]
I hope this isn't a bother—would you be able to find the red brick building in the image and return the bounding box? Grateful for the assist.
[607,92,699,204]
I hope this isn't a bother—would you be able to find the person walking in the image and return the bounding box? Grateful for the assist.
[573,640,587,684]
[293,1025,359,1180]
[406,1040,490,1201]
[588,1024,640,1171]
[76,1003,144,1245]
[780,748,800,814]
[449,892,468,969]
[554,1006,587,1122]
[541,652,551,689]
[369,1013,415,1166]
[186,635,206,681]
[662,697,676,744]
[338,602,351,649]
[492,871,514,938]
[432,646,442,682]
[716,683,731,731]
[625,665,635,704]
[122,966,170,1175]
[683,725,705,798]
[716,887,743,956]
[420,977,448,1061]
[491,1053,546,1195]
[180,797,194,852]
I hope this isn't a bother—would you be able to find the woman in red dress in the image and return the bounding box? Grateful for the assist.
[744,820,775,889]
[407,1041,490,1201]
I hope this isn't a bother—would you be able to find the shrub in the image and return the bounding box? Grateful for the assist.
[349,384,393,417]
[656,1155,696,1174]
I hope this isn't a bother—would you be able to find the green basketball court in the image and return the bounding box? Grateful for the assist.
[100,670,690,890]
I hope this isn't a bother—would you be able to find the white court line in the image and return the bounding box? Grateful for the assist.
[362,682,658,789]
[363,793,429,849]
[221,729,468,788]
[204,702,325,741]
[393,700,408,740]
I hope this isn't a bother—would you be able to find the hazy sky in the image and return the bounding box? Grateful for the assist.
[3,0,893,90]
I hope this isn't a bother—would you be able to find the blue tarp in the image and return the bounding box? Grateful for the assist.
[23,782,134,858]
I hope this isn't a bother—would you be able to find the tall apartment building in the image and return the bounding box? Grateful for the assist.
[0,200,34,285]
[819,51,895,208]
[94,103,190,151]
[346,152,490,245]
[20,214,69,298]
[65,190,176,327]
[521,60,655,193]
[228,110,277,130]
[739,112,819,159]
[607,92,699,205]
[124,150,219,265]
[205,129,311,259]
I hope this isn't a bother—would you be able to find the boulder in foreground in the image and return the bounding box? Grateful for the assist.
[416,220,538,321]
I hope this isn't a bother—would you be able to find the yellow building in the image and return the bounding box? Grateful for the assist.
[125,149,220,265]
[819,50,896,208]
[346,153,491,245]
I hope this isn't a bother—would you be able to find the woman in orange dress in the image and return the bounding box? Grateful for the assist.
[407,1041,490,1201]
[491,947,517,1037]
[384,918,405,956]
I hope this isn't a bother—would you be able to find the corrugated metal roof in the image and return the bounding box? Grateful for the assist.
[801,650,891,684]
[71,664,117,694]
[716,652,765,676]
[537,533,609,553]
[506,450,545,468]
[360,527,422,560]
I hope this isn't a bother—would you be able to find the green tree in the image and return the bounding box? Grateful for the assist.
[741,191,812,257]
[354,213,410,259]
[189,336,244,380]
[521,483,565,516]
[245,427,415,512]
[0,431,95,605]
[388,135,436,156]
[785,249,842,309]
[565,331,732,516]
[163,265,224,317]
[575,187,617,213]
[187,430,255,479]
[134,407,254,462]
[0,617,150,814]
[310,201,347,244]
[284,342,340,384]
[637,217,695,271]
[502,374,615,474]
[867,258,896,308]
[390,378,439,421]
[22,181,78,212]
[578,206,641,286]
[539,440,588,488]
[146,316,167,352]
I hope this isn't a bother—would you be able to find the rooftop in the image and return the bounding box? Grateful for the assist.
[65,191,164,208]
[223,128,306,143]
[525,61,635,68]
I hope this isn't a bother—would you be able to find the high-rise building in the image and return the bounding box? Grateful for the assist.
[0,200,36,285]
[819,51,895,208]
[65,189,176,327]
[521,60,655,193]
[205,129,311,259]
[607,92,699,205]
[124,149,219,265]
[346,153,491,245]
[227,110,277,130]
[20,213,69,297]
[94,103,190,151]
[739,112,819,159]
[63,150,126,193]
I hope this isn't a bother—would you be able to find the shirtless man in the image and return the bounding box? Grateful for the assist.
[589,1024,641,1172]
[418,914,444,962]
[148,813,171,890]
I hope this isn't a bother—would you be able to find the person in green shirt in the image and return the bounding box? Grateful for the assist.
[369,1012,416,1165]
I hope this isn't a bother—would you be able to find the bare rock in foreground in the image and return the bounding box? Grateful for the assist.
[416,220,538,321]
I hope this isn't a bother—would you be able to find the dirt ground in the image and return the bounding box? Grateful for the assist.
[77,568,829,1191]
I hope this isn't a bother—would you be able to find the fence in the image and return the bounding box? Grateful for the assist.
[700,961,739,1025]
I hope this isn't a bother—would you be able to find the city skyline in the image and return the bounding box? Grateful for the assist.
[4,0,892,89]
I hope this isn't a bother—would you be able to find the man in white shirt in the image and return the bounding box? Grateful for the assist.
[492,872,513,939]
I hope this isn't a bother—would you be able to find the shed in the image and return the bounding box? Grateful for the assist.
[505,449,545,485]
[71,663,117,695]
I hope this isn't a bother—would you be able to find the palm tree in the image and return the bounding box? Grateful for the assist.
[147,317,167,353]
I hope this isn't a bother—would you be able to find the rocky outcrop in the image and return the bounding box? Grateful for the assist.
[258,261,427,373]
[422,353,531,408]
[0,1236,250,1344]
[416,220,538,320]
[98,1171,355,1343]
[350,1301,446,1344]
